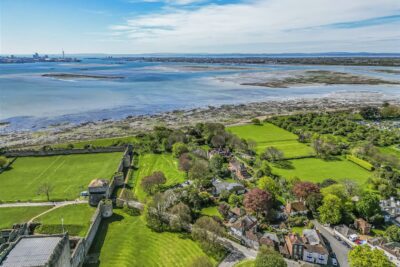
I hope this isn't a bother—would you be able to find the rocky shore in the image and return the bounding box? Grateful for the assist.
[2,93,399,149]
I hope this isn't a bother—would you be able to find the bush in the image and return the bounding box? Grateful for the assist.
[123,204,141,216]
[346,155,374,171]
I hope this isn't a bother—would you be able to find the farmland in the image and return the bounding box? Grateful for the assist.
[133,154,186,202]
[87,210,216,267]
[0,206,51,230]
[34,204,96,237]
[228,123,314,158]
[0,153,122,202]
[272,157,372,184]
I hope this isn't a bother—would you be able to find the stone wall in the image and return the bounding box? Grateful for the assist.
[4,147,126,158]
[70,239,85,267]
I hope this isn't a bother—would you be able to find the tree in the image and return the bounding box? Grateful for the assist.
[292,181,320,200]
[243,188,272,216]
[359,106,381,120]
[179,153,192,175]
[189,256,213,267]
[251,118,261,125]
[318,194,342,225]
[306,192,323,213]
[209,154,224,176]
[188,159,210,188]
[192,216,225,256]
[228,194,242,207]
[37,182,54,201]
[385,225,400,242]
[356,193,381,221]
[172,142,189,158]
[0,156,8,168]
[261,147,284,162]
[257,176,279,197]
[321,184,349,201]
[349,245,394,267]
[169,202,192,231]
[141,171,167,194]
[211,134,226,148]
[255,246,287,267]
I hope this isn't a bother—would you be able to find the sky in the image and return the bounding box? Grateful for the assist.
[0,0,399,54]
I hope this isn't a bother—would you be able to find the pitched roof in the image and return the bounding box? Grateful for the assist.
[286,201,307,213]
[0,236,65,267]
[88,179,109,188]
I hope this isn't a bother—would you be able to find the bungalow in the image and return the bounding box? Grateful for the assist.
[354,218,371,235]
[285,201,308,217]
[212,179,246,196]
[228,159,251,180]
[302,229,329,265]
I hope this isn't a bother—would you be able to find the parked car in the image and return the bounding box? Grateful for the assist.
[80,191,89,197]
[332,258,338,266]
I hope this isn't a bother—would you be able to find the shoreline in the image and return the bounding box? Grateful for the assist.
[2,94,399,149]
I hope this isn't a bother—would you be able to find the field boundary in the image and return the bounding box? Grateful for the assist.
[3,147,126,158]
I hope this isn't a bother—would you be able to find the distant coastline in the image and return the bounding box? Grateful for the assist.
[42,73,124,80]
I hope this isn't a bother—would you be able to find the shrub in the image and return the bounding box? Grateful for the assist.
[346,155,374,171]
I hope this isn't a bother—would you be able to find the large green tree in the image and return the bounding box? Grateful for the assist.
[255,246,287,267]
[356,193,381,221]
[318,194,342,224]
[349,245,394,267]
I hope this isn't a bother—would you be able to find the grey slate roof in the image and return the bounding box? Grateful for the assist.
[0,236,63,267]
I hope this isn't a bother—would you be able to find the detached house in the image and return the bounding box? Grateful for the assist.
[285,201,308,216]
[212,179,246,196]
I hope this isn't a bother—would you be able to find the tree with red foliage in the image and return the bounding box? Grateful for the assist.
[243,188,272,216]
[292,181,320,200]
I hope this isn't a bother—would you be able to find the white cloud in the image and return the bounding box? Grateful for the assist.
[109,0,400,53]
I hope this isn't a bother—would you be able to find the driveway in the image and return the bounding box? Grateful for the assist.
[313,220,351,267]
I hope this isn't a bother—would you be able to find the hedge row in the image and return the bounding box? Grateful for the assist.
[346,155,374,171]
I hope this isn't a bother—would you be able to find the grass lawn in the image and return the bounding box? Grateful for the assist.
[200,206,223,219]
[379,145,400,158]
[235,260,254,267]
[291,226,305,235]
[227,123,314,158]
[53,136,137,149]
[87,210,216,267]
[0,153,122,202]
[34,204,96,237]
[0,206,51,230]
[133,154,186,202]
[272,157,372,185]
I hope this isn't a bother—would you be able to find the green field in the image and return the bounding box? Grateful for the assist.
[379,145,400,158]
[228,123,314,158]
[272,157,371,184]
[53,136,137,149]
[200,206,222,219]
[0,153,122,202]
[34,204,96,237]
[87,210,216,267]
[133,154,186,202]
[0,206,51,230]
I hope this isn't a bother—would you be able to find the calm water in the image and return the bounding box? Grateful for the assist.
[1,59,400,132]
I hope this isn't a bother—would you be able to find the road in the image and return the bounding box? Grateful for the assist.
[313,220,351,267]
[0,200,87,208]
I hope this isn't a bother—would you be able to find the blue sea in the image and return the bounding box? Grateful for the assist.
[1,58,400,132]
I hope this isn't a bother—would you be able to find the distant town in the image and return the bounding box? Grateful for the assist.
[0,51,80,64]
